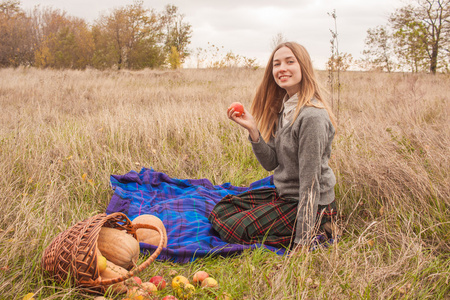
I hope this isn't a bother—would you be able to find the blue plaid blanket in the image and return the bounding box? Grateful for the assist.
[106,167,285,263]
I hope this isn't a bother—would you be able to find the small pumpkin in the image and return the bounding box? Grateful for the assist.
[132,214,168,248]
[99,260,128,294]
[97,227,140,270]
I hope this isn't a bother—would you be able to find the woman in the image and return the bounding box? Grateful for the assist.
[208,42,337,250]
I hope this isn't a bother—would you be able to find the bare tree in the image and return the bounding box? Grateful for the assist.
[327,9,341,121]
[270,32,287,50]
[419,0,450,73]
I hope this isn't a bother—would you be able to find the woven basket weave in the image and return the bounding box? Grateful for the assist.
[41,212,165,293]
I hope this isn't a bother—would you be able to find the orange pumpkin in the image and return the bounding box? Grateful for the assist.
[132,214,168,248]
[97,227,140,270]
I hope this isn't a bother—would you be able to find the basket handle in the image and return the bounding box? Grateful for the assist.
[97,223,166,286]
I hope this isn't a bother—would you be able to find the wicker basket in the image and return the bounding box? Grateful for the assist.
[41,212,165,293]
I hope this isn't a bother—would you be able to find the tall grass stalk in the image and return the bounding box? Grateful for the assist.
[0,68,448,299]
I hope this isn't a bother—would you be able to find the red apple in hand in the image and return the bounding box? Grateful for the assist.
[149,275,167,290]
[228,102,244,117]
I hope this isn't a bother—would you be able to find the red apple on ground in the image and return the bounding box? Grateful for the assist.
[192,271,209,285]
[126,276,142,286]
[132,276,142,285]
[149,275,167,290]
[172,275,191,299]
[201,277,218,289]
[141,282,158,293]
[228,102,244,117]
[162,296,178,300]
[171,275,189,289]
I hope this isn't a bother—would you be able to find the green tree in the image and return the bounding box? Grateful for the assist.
[126,1,164,69]
[390,0,450,73]
[161,4,192,65]
[92,6,129,69]
[364,0,449,73]
[31,7,93,69]
[0,0,34,67]
[168,45,181,69]
[363,25,396,72]
[92,0,164,69]
[390,5,429,72]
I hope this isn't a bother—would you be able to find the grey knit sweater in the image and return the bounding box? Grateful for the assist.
[250,101,336,245]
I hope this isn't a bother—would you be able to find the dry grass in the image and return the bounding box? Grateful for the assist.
[0,67,448,299]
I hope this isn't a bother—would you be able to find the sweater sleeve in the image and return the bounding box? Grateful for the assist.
[249,133,278,171]
[294,112,328,245]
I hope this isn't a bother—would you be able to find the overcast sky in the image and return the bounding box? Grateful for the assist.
[19,0,406,69]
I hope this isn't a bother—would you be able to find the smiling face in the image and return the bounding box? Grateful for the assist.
[272,46,302,97]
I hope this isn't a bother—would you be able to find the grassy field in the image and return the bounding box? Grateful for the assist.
[0,67,449,299]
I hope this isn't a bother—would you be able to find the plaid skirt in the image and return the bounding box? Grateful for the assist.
[208,188,336,247]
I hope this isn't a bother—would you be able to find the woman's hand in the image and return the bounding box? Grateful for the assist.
[227,107,259,142]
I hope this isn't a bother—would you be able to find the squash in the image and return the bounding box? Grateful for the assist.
[97,227,140,270]
[132,214,168,248]
[99,260,128,294]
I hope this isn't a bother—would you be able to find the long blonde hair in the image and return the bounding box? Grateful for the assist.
[250,42,336,141]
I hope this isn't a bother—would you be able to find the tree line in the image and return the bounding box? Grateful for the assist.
[0,0,192,69]
[363,0,450,74]
[2,0,449,72]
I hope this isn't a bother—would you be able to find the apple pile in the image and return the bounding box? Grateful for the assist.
[119,270,222,300]
[192,270,219,289]
[171,275,194,299]
[170,271,219,299]
[124,276,158,299]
